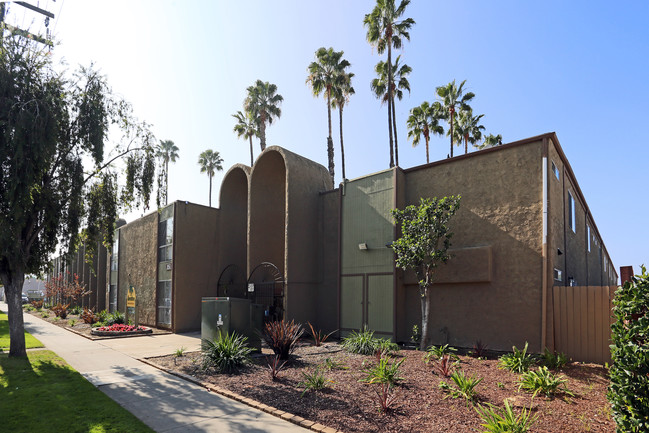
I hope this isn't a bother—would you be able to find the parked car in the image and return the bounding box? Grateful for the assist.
[21,294,29,304]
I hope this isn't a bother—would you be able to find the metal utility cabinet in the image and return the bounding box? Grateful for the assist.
[201,297,262,351]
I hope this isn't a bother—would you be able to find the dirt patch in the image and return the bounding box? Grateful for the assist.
[147,342,615,433]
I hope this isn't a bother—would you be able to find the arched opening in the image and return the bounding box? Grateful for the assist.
[219,166,249,279]
[247,262,285,321]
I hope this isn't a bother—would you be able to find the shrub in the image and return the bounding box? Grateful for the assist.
[424,344,458,363]
[97,310,109,323]
[323,357,348,370]
[51,303,69,319]
[40,311,49,318]
[342,327,378,355]
[375,339,399,357]
[608,266,649,433]
[439,370,482,403]
[68,319,77,327]
[174,347,186,357]
[499,342,534,373]
[475,400,538,433]
[24,304,35,312]
[261,320,304,360]
[299,367,330,396]
[411,325,421,345]
[540,348,569,369]
[518,366,573,398]
[266,355,288,381]
[31,300,43,309]
[375,383,398,413]
[471,340,489,358]
[68,305,83,316]
[106,311,125,326]
[202,331,252,373]
[81,308,98,324]
[306,321,335,347]
[432,354,457,377]
[360,356,404,388]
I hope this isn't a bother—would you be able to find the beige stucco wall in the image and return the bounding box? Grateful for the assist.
[400,139,545,351]
[173,201,220,332]
[316,189,340,333]
[117,212,158,326]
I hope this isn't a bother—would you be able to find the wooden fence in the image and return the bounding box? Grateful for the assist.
[551,285,616,365]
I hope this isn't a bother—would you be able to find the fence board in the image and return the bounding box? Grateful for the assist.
[552,285,615,364]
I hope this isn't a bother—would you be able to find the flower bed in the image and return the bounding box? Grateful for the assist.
[90,324,152,336]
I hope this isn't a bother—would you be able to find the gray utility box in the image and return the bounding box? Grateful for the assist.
[201,297,263,351]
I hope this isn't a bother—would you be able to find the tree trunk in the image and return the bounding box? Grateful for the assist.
[248,136,254,166]
[0,268,27,357]
[449,108,455,158]
[419,284,433,350]
[164,159,169,206]
[425,136,430,164]
[465,134,468,154]
[392,92,399,167]
[387,45,394,168]
[326,89,335,183]
[260,112,267,151]
[338,104,346,181]
[208,174,212,207]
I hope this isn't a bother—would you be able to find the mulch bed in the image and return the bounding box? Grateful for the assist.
[147,342,615,433]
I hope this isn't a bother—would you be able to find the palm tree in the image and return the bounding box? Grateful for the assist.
[435,79,475,158]
[370,55,411,167]
[232,110,258,166]
[244,80,283,152]
[156,140,179,206]
[476,133,503,150]
[406,101,444,164]
[331,70,355,181]
[453,109,485,154]
[306,47,351,183]
[364,0,415,168]
[197,149,223,207]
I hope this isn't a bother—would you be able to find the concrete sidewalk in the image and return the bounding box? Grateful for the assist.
[1,302,309,433]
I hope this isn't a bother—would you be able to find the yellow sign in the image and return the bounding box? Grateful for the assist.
[126,286,136,308]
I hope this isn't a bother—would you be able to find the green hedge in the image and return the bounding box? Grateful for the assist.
[608,266,649,432]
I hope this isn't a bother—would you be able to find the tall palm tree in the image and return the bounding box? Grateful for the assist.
[364,0,415,168]
[244,80,283,152]
[435,79,475,158]
[454,109,485,154]
[371,56,411,167]
[476,133,503,150]
[306,47,351,183]
[331,70,355,181]
[232,110,259,166]
[197,149,223,207]
[156,140,179,206]
[406,101,444,164]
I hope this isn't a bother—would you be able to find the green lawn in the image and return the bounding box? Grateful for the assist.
[0,350,154,433]
[0,311,43,349]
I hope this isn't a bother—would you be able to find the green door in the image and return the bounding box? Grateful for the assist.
[340,273,394,339]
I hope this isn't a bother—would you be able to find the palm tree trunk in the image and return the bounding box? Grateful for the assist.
[339,104,346,180]
[425,136,430,164]
[260,112,267,151]
[208,174,213,207]
[248,136,254,166]
[449,109,454,158]
[164,159,169,206]
[392,92,399,167]
[387,45,394,168]
[326,89,334,184]
[465,135,468,154]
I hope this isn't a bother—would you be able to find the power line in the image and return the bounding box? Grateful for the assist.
[0,0,55,47]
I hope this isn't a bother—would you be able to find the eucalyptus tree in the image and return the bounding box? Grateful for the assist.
[406,101,444,164]
[453,109,485,154]
[156,140,179,206]
[370,55,411,166]
[476,133,503,150]
[331,70,355,181]
[233,110,259,166]
[244,80,283,152]
[364,0,415,168]
[306,47,351,183]
[0,37,158,357]
[435,80,475,158]
[197,149,223,207]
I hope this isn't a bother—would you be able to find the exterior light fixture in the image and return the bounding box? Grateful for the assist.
[358,243,368,250]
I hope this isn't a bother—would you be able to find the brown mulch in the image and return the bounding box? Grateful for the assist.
[147,342,615,433]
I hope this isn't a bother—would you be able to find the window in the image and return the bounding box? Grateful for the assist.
[568,191,576,232]
[587,225,591,252]
[552,161,560,180]
[158,217,173,263]
[554,268,562,281]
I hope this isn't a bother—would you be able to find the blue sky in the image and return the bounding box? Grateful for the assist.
[5,0,647,274]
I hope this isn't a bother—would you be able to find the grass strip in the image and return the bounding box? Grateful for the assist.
[0,311,43,349]
[0,350,154,433]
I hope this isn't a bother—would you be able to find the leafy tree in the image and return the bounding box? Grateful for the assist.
[364,0,415,168]
[391,196,461,349]
[476,133,503,150]
[331,69,355,181]
[608,266,649,433]
[0,37,157,357]
[198,149,223,207]
[306,47,351,184]
[232,110,258,166]
[370,55,411,167]
[244,80,283,152]
[453,109,485,154]
[406,101,444,164]
[435,80,475,158]
[156,139,179,206]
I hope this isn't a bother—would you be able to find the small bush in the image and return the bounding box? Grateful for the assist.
[174,347,186,357]
[342,327,378,355]
[68,319,77,327]
[323,357,348,370]
[424,344,458,363]
[411,325,421,345]
[499,342,534,373]
[81,308,98,324]
[307,322,335,347]
[518,366,573,398]
[375,383,398,413]
[51,303,69,319]
[24,304,35,312]
[299,367,330,396]
[31,300,43,309]
[439,370,483,403]
[202,331,252,373]
[608,266,649,433]
[40,311,49,318]
[432,354,458,378]
[68,305,83,316]
[106,311,125,326]
[375,339,399,357]
[475,400,538,433]
[97,310,109,323]
[471,340,489,358]
[540,348,569,369]
[266,355,288,381]
[360,356,404,388]
[261,320,304,360]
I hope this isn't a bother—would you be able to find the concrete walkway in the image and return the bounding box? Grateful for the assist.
[1,302,309,433]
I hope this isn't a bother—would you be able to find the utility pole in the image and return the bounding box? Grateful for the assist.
[0,1,55,47]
